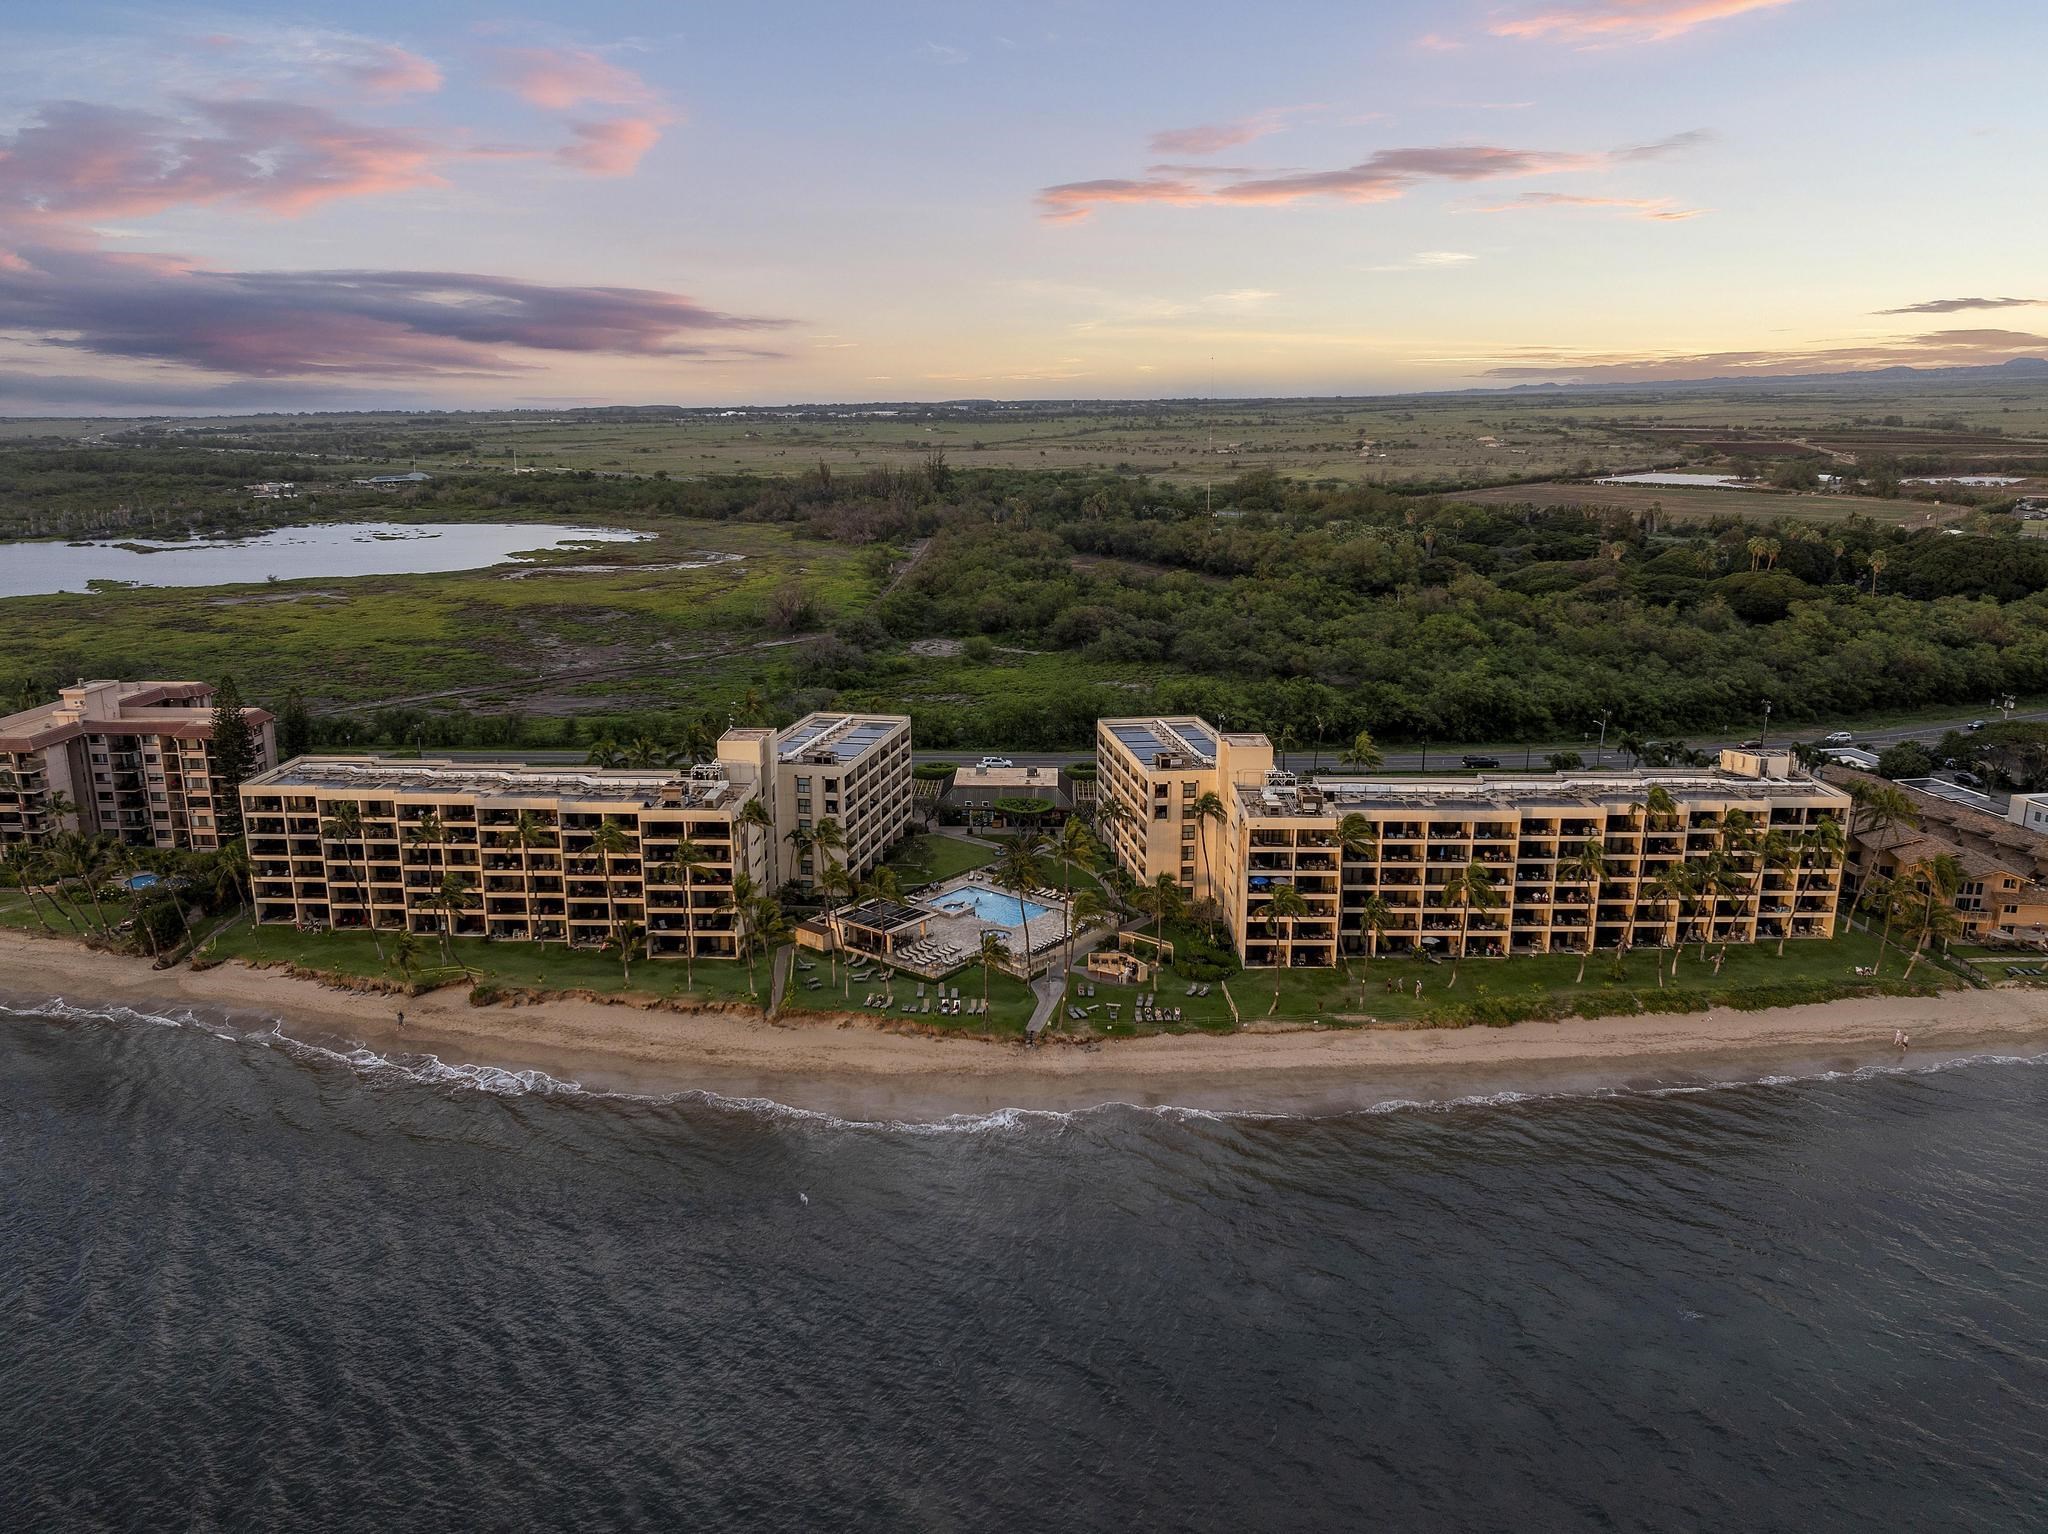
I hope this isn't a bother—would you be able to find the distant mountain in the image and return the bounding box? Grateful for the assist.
[1489,357,2048,394]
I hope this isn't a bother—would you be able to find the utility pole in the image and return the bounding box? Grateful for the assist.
[1761,700,1773,746]
[1596,711,1610,767]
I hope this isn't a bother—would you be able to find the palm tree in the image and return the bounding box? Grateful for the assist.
[1333,812,1380,977]
[1699,853,1747,960]
[809,817,847,885]
[1901,880,1963,981]
[54,832,116,937]
[1339,731,1384,772]
[1788,816,1848,955]
[1187,791,1225,907]
[432,871,476,966]
[722,871,761,994]
[614,918,643,986]
[1092,794,1134,844]
[0,840,57,933]
[1354,893,1395,973]
[215,836,252,915]
[589,817,635,965]
[623,735,666,769]
[667,837,709,991]
[322,802,384,964]
[1642,864,1692,987]
[1849,781,1919,841]
[1866,549,1889,596]
[389,928,422,989]
[41,789,81,839]
[1860,872,1910,976]
[736,796,774,881]
[1260,882,1310,1011]
[994,834,1049,974]
[1559,839,1607,982]
[1750,827,1794,948]
[585,738,626,770]
[1435,858,1499,988]
[977,930,1011,1012]
[818,862,855,992]
[1052,815,1097,971]
[783,824,814,885]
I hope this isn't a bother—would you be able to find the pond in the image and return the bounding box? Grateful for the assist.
[0,522,651,599]
[1596,472,1754,489]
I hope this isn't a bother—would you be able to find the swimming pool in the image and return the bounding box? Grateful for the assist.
[932,887,1053,925]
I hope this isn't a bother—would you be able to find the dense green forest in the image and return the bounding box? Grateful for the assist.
[5,452,2046,752]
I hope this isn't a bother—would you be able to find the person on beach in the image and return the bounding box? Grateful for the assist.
[396,1010,405,1031]
[1896,1029,1909,1051]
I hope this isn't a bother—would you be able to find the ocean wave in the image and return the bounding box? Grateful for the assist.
[7,993,2046,1132]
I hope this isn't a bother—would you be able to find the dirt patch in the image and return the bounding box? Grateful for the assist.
[908,638,965,657]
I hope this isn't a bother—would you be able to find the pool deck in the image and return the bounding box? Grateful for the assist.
[889,873,1072,979]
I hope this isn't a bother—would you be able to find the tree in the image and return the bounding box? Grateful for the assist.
[389,928,422,988]
[432,871,476,966]
[1546,751,1584,772]
[1188,791,1225,910]
[208,676,257,842]
[1876,741,1935,780]
[1354,893,1395,971]
[586,738,626,770]
[993,834,1049,976]
[589,818,635,972]
[614,918,643,986]
[736,796,774,881]
[1131,873,1185,956]
[1435,859,1500,988]
[1860,872,1909,976]
[1643,864,1692,987]
[1849,780,1919,841]
[1260,882,1310,1011]
[1339,731,1384,772]
[668,838,709,991]
[1866,549,1889,596]
[53,833,115,937]
[322,802,384,965]
[275,690,313,761]
[818,861,855,992]
[0,838,57,934]
[809,817,847,883]
[1053,815,1097,971]
[1559,839,1607,982]
[977,930,1011,1012]
[1788,817,1847,956]
[723,871,762,995]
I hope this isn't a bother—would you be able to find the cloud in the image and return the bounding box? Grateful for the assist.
[1876,296,2044,315]
[338,43,443,97]
[489,47,655,109]
[0,245,790,379]
[1480,326,2048,381]
[0,98,441,220]
[1469,191,1708,219]
[917,42,969,65]
[1040,131,1707,221]
[1415,32,1464,52]
[1491,0,1802,45]
[0,369,401,410]
[1149,117,1286,156]
[557,115,668,175]
[1363,251,1478,271]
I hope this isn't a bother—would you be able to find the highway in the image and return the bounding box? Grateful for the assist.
[409,704,2040,771]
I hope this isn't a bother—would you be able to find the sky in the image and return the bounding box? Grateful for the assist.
[1,0,2044,413]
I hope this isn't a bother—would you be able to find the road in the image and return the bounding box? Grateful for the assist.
[414,705,2040,771]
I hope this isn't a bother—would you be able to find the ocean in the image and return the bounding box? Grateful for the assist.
[4,998,2045,1532]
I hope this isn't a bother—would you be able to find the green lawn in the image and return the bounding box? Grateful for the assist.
[1061,926,1946,1034]
[779,956,1036,1034]
[1060,971,1237,1036]
[883,833,998,886]
[202,922,766,1005]
[0,891,49,931]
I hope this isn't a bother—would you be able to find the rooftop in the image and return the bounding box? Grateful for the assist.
[776,712,907,765]
[1236,766,1847,820]
[1100,717,1221,768]
[0,679,269,752]
[245,755,750,811]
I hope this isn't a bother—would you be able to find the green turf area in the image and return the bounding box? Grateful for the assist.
[1060,972,1237,1036]
[882,833,998,886]
[202,921,765,1004]
[1064,926,1944,1034]
[0,892,48,931]
[779,957,1036,1034]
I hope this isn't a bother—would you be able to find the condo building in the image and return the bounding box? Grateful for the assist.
[238,712,911,958]
[0,679,274,852]
[1098,718,1850,968]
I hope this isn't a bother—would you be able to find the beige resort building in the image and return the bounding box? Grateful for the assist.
[0,679,274,852]
[1098,718,1850,968]
[239,713,910,959]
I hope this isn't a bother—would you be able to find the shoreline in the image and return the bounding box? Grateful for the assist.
[4,927,2046,1118]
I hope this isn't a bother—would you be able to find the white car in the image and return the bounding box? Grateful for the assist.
[1823,731,1853,745]
[978,755,1015,768]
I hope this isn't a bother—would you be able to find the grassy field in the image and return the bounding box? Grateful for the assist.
[778,956,1037,1034]
[1458,479,1968,526]
[201,921,767,1003]
[882,833,998,886]
[1060,927,1943,1036]
[0,513,870,713]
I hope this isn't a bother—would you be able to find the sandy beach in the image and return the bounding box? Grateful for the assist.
[4,926,2045,1117]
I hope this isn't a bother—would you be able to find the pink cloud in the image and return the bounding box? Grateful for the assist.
[1491,0,1802,45]
[1041,133,1706,221]
[1148,117,1283,156]
[1415,32,1464,51]
[557,115,667,176]
[342,44,444,97]
[0,98,441,220]
[0,243,790,378]
[491,47,654,109]
[1470,191,1709,219]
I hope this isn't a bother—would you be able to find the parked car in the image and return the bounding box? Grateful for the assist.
[1462,755,1501,769]
[978,755,1014,768]
[1823,730,1854,745]
[1954,771,1985,789]
[1968,720,1988,732]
